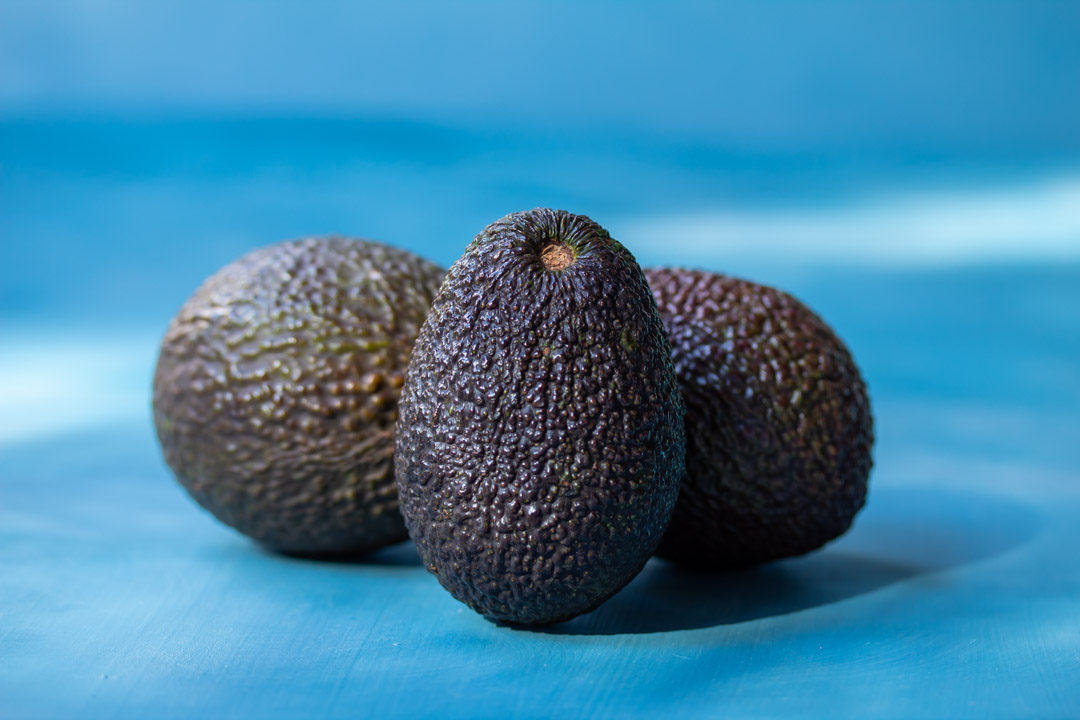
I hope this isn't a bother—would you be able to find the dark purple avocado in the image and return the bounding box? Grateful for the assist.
[645,268,874,569]
[396,209,685,626]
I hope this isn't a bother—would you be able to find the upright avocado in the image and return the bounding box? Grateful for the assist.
[645,268,873,569]
[153,237,444,555]
[396,209,685,626]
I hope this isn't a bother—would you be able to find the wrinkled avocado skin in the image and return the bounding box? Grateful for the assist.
[645,268,874,569]
[153,237,444,555]
[397,209,685,626]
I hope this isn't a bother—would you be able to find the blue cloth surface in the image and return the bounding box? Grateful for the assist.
[3,263,1079,719]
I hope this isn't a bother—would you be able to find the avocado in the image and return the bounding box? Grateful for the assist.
[644,268,873,569]
[153,237,444,555]
[396,209,685,626]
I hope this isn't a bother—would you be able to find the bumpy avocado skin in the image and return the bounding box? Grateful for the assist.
[645,268,874,569]
[396,209,685,626]
[153,237,444,555]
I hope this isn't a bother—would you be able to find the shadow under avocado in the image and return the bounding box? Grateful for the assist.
[270,538,425,567]
[541,483,1041,636]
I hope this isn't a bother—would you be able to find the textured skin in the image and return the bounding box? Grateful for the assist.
[645,268,874,569]
[153,237,444,555]
[396,209,685,626]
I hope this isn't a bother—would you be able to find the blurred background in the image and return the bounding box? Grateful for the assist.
[1,1,1078,456]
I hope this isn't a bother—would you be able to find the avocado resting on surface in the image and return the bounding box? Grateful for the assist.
[645,267,874,569]
[153,237,444,555]
[396,209,685,626]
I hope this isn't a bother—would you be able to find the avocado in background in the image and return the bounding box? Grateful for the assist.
[645,268,874,569]
[153,237,444,555]
[397,209,685,626]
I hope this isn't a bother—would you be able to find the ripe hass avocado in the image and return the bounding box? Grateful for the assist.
[645,268,873,569]
[396,209,685,626]
[153,237,444,555]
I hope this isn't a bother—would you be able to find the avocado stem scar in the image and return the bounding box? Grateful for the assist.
[540,241,575,272]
